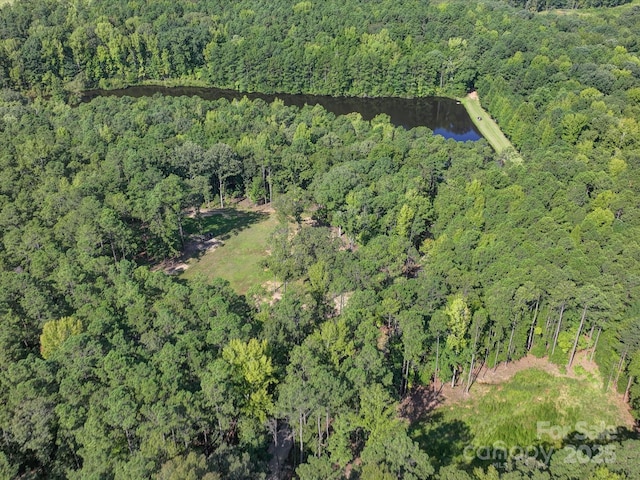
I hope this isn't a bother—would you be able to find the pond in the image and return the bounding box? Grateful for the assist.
[81,85,482,142]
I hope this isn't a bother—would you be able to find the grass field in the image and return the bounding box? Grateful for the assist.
[461,94,524,165]
[540,0,640,16]
[411,368,632,468]
[180,208,277,294]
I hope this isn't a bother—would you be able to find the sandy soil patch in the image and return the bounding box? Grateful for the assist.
[153,236,224,275]
[262,280,284,305]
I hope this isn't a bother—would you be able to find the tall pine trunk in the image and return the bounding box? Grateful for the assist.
[177,214,185,248]
[110,239,118,264]
[435,335,440,387]
[299,411,304,465]
[325,411,329,445]
[527,297,540,350]
[317,414,322,457]
[567,304,587,368]
[465,324,480,394]
[615,349,628,388]
[551,303,565,356]
[544,311,552,347]
[624,376,634,403]
[590,327,601,362]
[262,165,268,205]
[482,346,490,378]
[507,321,516,362]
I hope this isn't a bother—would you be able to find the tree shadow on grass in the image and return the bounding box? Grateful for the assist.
[410,412,474,470]
[176,208,270,265]
[436,423,640,476]
[184,208,269,239]
[460,425,640,476]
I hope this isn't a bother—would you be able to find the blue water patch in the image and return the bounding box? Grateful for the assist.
[433,127,483,142]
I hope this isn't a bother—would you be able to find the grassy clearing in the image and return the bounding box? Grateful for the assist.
[180,208,277,294]
[411,368,632,468]
[541,0,640,17]
[460,94,523,165]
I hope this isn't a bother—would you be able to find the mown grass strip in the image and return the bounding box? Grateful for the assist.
[461,93,523,165]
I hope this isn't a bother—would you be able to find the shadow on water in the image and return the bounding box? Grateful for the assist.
[81,85,483,141]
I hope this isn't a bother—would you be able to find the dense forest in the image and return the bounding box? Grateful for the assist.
[1,0,640,478]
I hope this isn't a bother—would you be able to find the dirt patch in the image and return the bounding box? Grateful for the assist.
[467,90,479,101]
[237,197,276,214]
[153,236,224,275]
[399,385,445,423]
[186,207,229,219]
[377,325,391,352]
[333,291,353,315]
[262,280,284,305]
[186,198,275,219]
[474,350,606,386]
[162,261,190,275]
[344,458,361,479]
[475,355,560,385]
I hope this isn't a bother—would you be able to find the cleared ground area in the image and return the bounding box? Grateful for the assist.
[180,206,277,294]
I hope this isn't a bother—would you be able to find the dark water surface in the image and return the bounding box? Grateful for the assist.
[81,85,482,142]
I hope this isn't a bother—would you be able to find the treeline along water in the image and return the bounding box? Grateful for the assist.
[81,85,482,142]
